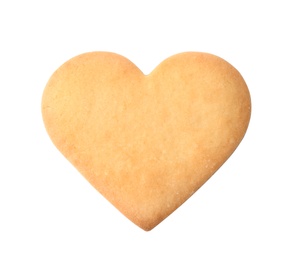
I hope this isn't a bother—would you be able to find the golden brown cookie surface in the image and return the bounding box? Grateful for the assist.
[42,52,251,231]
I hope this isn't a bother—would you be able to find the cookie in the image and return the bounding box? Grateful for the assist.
[42,52,251,231]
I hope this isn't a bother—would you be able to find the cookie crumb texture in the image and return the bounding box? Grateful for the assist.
[42,52,251,231]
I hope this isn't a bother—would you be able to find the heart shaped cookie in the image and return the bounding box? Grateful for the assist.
[42,52,251,231]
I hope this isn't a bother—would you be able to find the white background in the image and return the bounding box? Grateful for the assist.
[1,1,288,259]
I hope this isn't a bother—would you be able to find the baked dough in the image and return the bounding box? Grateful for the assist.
[42,52,251,231]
